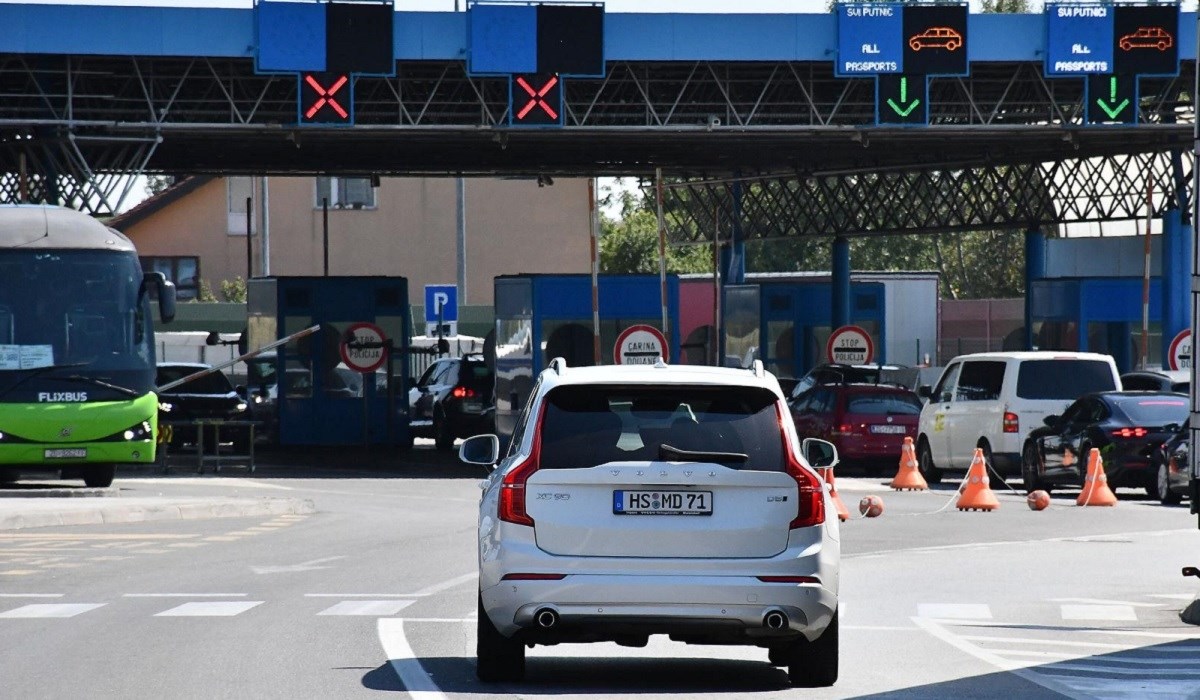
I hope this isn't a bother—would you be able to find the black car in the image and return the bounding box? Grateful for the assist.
[1022,391,1189,495]
[1120,369,1189,395]
[789,363,918,400]
[1150,419,1192,505]
[156,362,253,453]
[408,354,494,449]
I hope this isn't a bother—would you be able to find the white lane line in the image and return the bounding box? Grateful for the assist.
[117,478,293,490]
[0,594,63,598]
[960,635,1135,650]
[377,618,448,700]
[843,625,917,631]
[1147,594,1196,601]
[410,572,478,597]
[306,594,423,598]
[846,528,1198,559]
[154,601,263,617]
[917,604,993,620]
[1061,605,1138,622]
[124,593,248,598]
[1052,597,1165,608]
[318,600,415,616]
[913,617,1094,700]
[0,603,105,618]
[1035,663,1200,677]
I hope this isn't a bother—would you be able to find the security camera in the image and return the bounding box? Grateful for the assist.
[707,115,721,129]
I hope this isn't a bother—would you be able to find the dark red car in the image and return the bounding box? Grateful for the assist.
[789,382,922,475]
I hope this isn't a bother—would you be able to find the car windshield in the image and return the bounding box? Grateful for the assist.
[157,367,234,394]
[538,384,784,471]
[1112,396,1189,425]
[1016,360,1117,400]
[845,392,922,415]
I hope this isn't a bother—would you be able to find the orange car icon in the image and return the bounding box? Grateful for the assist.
[908,27,963,52]
[1119,27,1173,52]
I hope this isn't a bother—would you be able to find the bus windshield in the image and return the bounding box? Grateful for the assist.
[0,249,154,401]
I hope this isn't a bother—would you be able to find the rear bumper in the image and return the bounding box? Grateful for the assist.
[0,441,155,466]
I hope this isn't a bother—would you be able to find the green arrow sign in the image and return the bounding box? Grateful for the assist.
[886,77,921,117]
[1086,74,1137,125]
[1095,76,1130,120]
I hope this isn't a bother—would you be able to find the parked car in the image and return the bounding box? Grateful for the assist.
[917,351,1121,483]
[409,353,494,449]
[790,382,921,475]
[1022,392,1188,495]
[459,359,841,686]
[156,362,252,453]
[1120,369,1189,395]
[1151,419,1192,505]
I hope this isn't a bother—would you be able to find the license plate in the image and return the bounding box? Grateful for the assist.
[613,490,712,515]
[463,400,484,413]
[869,425,907,435]
[44,448,87,459]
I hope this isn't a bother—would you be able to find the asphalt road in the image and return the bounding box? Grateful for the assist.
[2,445,1199,699]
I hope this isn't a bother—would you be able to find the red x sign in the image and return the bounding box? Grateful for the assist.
[511,73,563,126]
[299,73,353,124]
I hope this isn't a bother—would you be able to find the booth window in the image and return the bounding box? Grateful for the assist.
[227,177,255,235]
[315,176,376,209]
[140,256,199,301]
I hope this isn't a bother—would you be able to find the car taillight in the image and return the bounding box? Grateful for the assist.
[830,423,854,437]
[1003,412,1019,433]
[452,386,476,399]
[498,406,544,527]
[1112,427,1148,439]
[777,406,825,529]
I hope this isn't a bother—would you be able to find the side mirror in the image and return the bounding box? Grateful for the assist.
[801,438,839,469]
[1044,414,1059,427]
[206,331,221,346]
[459,434,500,469]
[141,271,176,323]
[918,385,931,399]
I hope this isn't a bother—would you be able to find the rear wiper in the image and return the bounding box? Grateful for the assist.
[659,443,749,464]
[0,362,89,400]
[58,375,142,398]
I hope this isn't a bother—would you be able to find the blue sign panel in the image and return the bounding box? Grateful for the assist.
[425,285,458,323]
[469,3,537,75]
[836,3,903,76]
[256,1,326,73]
[1045,4,1114,75]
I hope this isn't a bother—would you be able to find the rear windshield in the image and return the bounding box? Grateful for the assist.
[1112,396,1189,425]
[845,392,922,416]
[461,361,493,385]
[1016,360,1116,400]
[157,367,233,394]
[538,384,784,471]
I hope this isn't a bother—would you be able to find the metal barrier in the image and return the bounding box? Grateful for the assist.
[160,420,256,474]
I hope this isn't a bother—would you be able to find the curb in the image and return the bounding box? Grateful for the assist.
[0,497,316,531]
[0,486,119,499]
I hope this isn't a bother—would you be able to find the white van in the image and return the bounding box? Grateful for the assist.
[916,351,1121,482]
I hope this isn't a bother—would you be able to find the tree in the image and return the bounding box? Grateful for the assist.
[144,175,176,197]
[599,182,712,274]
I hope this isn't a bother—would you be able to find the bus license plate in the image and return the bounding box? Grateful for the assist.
[614,490,712,515]
[45,448,87,459]
[869,425,907,435]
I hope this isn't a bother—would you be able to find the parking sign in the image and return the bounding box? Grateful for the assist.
[424,285,458,323]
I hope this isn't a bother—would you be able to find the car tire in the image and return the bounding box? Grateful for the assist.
[767,645,788,667]
[82,465,115,488]
[433,410,455,451]
[476,594,525,682]
[786,611,838,687]
[1022,442,1045,493]
[1077,443,1092,490]
[917,439,943,484]
[1157,461,1183,506]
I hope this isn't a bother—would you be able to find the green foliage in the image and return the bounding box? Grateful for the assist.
[981,0,1029,13]
[144,175,176,197]
[220,277,248,303]
[599,181,713,275]
[196,279,217,303]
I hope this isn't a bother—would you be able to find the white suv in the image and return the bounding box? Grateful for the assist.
[916,351,1121,482]
[460,359,841,687]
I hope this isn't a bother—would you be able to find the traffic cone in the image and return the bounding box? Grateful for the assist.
[956,448,1000,511]
[891,437,928,491]
[1076,448,1118,507]
[822,466,850,522]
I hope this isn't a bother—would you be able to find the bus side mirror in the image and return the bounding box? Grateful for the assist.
[143,272,177,324]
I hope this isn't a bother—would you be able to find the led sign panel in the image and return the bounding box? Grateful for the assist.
[469,2,605,77]
[1086,73,1138,125]
[876,74,927,125]
[1113,4,1179,75]
[836,3,904,76]
[509,73,564,126]
[1045,4,1114,75]
[299,72,354,125]
[256,1,394,76]
[902,5,969,77]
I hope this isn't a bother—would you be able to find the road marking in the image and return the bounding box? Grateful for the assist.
[124,593,249,598]
[960,635,1134,650]
[0,534,198,540]
[377,618,448,700]
[118,477,293,490]
[0,594,63,598]
[410,572,477,597]
[1052,597,1165,608]
[1148,594,1196,601]
[203,536,241,542]
[1036,662,1200,677]
[0,603,105,618]
[318,600,415,616]
[0,570,36,576]
[917,604,992,620]
[1061,604,1138,621]
[846,528,1198,559]
[155,601,264,617]
[251,555,343,574]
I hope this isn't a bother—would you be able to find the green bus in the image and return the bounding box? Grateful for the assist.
[0,204,175,487]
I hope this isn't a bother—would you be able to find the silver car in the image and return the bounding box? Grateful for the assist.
[460,359,841,687]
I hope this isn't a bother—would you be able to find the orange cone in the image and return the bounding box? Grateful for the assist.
[1076,448,1118,507]
[956,448,1000,511]
[822,466,850,522]
[891,437,929,491]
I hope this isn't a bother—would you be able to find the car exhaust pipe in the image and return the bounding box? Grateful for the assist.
[764,610,788,630]
[535,608,559,629]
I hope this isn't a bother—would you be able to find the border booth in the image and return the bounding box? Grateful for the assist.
[492,274,681,442]
[247,276,412,447]
[1029,278,1163,373]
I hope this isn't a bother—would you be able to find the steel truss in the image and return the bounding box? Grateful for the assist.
[0,55,1194,219]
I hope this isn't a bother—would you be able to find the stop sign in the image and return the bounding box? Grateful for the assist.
[339,322,388,373]
[1168,329,1191,371]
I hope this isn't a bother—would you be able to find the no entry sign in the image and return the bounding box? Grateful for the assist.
[827,325,875,365]
[339,322,388,373]
[1168,329,1191,371]
[614,325,668,365]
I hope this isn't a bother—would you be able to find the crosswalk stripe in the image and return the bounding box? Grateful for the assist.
[917,603,992,620]
[154,601,263,617]
[0,603,105,618]
[318,600,414,616]
[1060,604,1138,621]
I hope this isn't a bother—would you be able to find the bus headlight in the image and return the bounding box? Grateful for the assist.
[159,402,173,413]
[235,402,248,412]
[101,421,153,442]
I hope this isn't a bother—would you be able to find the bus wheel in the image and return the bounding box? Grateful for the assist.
[83,465,115,488]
